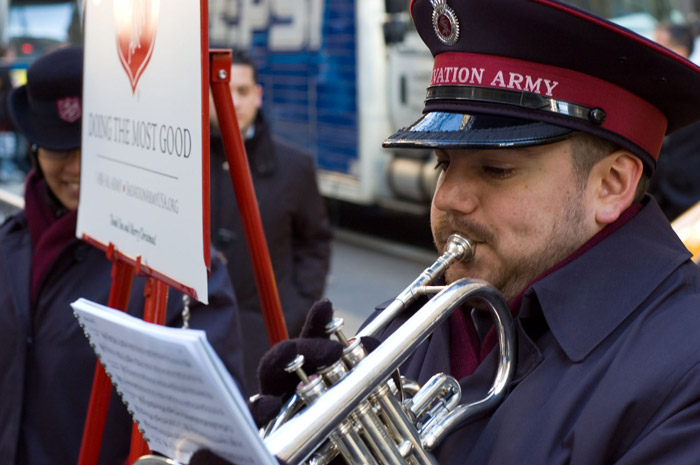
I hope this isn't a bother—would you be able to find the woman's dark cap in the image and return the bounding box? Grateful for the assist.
[8,45,83,151]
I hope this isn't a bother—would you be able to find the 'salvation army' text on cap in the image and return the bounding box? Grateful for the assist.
[383,0,700,171]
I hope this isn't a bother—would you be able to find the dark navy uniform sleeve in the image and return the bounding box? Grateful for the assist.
[613,360,700,465]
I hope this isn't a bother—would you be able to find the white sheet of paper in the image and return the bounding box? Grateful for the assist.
[71,298,277,465]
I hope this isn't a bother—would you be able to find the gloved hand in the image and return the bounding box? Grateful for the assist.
[192,300,382,465]
[189,449,234,465]
[190,337,342,464]
[249,298,382,428]
[189,448,288,465]
[249,299,344,428]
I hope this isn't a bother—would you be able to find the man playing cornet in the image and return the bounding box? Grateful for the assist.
[373,1,700,462]
[193,0,700,464]
[371,1,700,463]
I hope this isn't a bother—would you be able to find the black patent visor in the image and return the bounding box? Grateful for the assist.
[383,112,574,149]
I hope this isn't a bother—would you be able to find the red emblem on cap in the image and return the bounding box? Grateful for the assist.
[431,0,460,45]
[56,97,81,123]
[114,0,160,94]
[437,14,452,37]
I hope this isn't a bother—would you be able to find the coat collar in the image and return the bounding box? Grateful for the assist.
[244,112,277,176]
[523,197,691,362]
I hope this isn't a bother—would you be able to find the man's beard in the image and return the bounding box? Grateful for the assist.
[432,196,589,302]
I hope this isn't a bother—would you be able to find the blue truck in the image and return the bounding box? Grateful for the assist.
[209,0,437,212]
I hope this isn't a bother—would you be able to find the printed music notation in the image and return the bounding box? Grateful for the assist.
[71,298,276,465]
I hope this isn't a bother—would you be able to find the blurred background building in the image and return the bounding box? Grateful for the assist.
[1,0,700,218]
[1,0,700,336]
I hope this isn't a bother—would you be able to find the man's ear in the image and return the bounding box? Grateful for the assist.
[591,150,644,225]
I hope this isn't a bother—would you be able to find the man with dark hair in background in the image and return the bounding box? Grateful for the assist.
[209,49,333,397]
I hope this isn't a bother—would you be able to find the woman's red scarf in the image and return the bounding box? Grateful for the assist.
[24,171,78,300]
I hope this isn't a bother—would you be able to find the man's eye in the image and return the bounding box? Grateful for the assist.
[483,166,514,179]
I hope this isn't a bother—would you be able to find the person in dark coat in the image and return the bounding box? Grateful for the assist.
[191,2,700,465]
[209,50,332,397]
[369,2,700,463]
[648,22,700,221]
[0,46,246,465]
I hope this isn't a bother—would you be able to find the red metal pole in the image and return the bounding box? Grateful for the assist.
[209,49,288,344]
[141,277,170,325]
[78,258,135,465]
[127,278,170,464]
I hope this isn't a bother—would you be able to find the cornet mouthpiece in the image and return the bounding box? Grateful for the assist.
[445,234,475,263]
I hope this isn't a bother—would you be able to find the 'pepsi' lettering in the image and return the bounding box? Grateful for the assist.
[209,0,324,51]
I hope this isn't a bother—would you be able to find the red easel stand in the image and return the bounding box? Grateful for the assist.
[77,49,289,465]
[127,278,170,463]
[78,256,173,465]
[77,256,135,465]
[209,49,288,345]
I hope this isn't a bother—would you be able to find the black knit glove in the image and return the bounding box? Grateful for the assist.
[249,298,381,429]
[189,449,288,465]
[249,299,344,427]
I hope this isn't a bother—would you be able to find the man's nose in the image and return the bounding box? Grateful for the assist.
[432,171,478,215]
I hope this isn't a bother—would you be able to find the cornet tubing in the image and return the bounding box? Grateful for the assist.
[421,295,516,450]
[265,279,501,464]
[356,235,473,339]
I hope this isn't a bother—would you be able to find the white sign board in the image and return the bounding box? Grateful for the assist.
[78,0,210,302]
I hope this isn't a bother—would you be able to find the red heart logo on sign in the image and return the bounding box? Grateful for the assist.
[114,0,160,93]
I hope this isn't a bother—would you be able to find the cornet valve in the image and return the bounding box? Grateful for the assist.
[285,354,310,385]
[325,317,350,346]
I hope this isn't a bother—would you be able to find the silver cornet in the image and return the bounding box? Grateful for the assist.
[262,234,516,465]
[136,234,516,465]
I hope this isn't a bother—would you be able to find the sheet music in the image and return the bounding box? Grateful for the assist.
[71,298,277,465]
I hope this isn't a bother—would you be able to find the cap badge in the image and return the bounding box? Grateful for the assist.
[56,97,82,123]
[431,0,460,46]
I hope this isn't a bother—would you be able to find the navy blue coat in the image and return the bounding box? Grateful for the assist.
[0,210,246,465]
[376,198,700,464]
[210,112,332,396]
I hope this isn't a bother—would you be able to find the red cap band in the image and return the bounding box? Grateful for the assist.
[431,52,668,159]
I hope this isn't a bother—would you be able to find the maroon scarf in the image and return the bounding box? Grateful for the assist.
[449,203,643,379]
[24,171,78,300]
